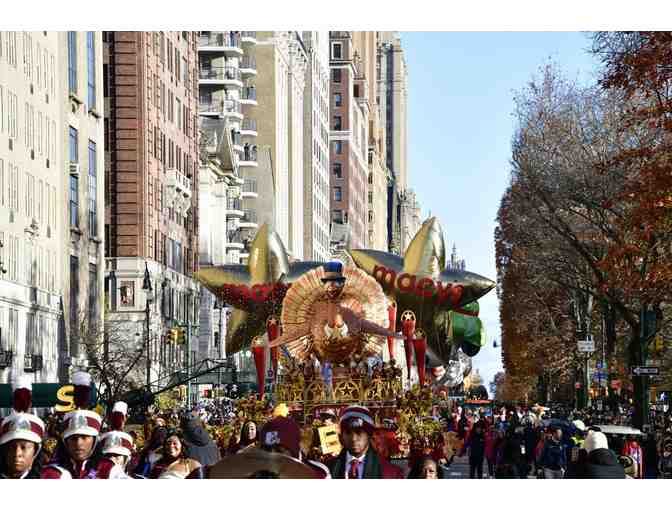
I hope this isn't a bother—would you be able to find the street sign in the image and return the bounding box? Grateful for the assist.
[577,341,595,353]
[631,366,660,376]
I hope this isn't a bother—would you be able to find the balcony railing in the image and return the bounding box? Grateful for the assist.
[199,32,241,49]
[166,169,192,197]
[24,354,43,372]
[241,146,258,162]
[199,66,242,82]
[227,198,243,211]
[241,119,257,131]
[241,210,258,224]
[241,87,257,101]
[240,57,257,71]
[227,232,246,244]
[199,98,242,115]
[242,180,258,194]
[0,350,13,368]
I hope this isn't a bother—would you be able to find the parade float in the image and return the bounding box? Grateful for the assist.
[196,216,495,458]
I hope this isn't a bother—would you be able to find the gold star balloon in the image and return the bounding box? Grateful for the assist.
[348,217,495,366]
[196,224,322,355]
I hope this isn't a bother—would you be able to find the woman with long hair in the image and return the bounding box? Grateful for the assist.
[227,420,258,455]
[149,429,202,479]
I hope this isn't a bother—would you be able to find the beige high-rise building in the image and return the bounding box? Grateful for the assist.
[197,31,260,363]
[377,31,419,255]
[0,31,105,385]
[378,31,408,192]
[301,31,331,262]
[252,31,307,260]
[351,32,389,251]
[62,32,105,378]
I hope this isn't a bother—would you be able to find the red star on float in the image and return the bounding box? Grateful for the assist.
[348,216,496,367]
[196,224,322,355]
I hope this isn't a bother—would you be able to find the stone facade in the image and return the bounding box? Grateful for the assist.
[301,31,331,262]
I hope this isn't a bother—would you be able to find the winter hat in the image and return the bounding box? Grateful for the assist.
[260,417,302,458]
[63,410,102,439]
[12,375,33,413]
[72,371,92,409]
[0,377,45,446]
[100,430,134,457]
[339,405,376,434]
[584,431,609,453]
[109,401,128,431]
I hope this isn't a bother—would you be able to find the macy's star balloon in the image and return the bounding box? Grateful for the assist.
[348,217,495,367]
[196,224,322,355]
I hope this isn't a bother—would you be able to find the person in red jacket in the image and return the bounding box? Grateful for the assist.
[328,405,404,479]
[621,435,643,479]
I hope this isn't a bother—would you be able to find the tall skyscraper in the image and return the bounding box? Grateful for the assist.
[104,31,201,385]
[0,31,105,384]
[301,31,331,262]
[352,32,390,251]
[197,30,259,361]
[250,31,307,260]
[328,31,370,250]
[377,31,419,255]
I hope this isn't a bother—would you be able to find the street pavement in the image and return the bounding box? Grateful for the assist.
[441,455,472,478]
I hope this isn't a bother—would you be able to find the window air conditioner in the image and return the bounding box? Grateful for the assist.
[69,162,80,175]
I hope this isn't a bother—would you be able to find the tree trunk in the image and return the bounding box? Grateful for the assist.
[628,324,647,430]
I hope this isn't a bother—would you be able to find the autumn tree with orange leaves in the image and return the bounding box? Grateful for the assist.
[496,52,672,426]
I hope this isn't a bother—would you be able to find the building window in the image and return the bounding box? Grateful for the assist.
[332,42,342,59]
[88,141,97,237]
[368,172,373,184]
[334,187,342,202]
[333,116,342,130]
[334,92,342,107]
[69,175,78,228]
[368,191,373,204]
[69,126,78,163]
[369,210,374,223]
[333,163,342,179]
[334,140,343,154]
[67,31,77,95]
[88,263,98,328]
[120,281,135,307]
[332,210,343,224]
[70,256,79,355]
[332,68,341,83]
[87,32,96,109]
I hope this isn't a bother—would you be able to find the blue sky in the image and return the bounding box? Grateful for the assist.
[401,32,600,390]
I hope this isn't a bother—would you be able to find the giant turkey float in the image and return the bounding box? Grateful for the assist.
[196,217,495,431]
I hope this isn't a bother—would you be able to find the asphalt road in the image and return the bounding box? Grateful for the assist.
[441,455,473,479]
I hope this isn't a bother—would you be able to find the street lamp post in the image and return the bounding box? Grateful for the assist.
[142,262,154,393]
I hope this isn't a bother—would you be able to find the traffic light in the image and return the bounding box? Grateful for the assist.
[168,328,178,343]
[204,389,212,398]
[176,328,186,344]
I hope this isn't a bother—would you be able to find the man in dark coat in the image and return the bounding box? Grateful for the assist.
[181,416,221,467]
[462,421,486,478]
[328,405,403,479]
[573,431,625,479]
